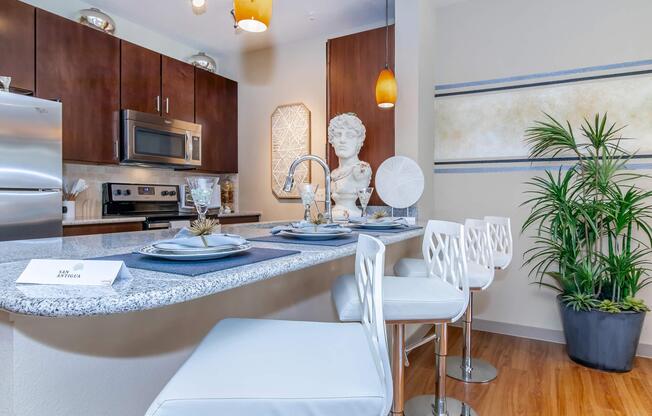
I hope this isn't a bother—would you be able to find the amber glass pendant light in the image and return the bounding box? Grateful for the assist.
[234,0,273,33]
[375,0,397,108]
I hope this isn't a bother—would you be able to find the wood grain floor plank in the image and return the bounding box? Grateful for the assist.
[405,327,652,416]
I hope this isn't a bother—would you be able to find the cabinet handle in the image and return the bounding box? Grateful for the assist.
[156,96,161,112]
[114,138,119,161]
[165,97,170,114]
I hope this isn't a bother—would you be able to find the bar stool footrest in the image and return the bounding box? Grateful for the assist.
[446,356,497,383]
[405,395,478,416]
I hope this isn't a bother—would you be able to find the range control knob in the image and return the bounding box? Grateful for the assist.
[115,189,122,196]
[169,191,177,196]
[161,190,169,196]
[124,189,131,196]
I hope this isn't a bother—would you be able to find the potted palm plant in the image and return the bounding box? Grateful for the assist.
[522,113,650,372]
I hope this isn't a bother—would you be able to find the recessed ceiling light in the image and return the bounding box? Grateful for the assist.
[191,0,207,15]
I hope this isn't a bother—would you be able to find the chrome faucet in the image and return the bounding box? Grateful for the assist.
[283,155,332,223]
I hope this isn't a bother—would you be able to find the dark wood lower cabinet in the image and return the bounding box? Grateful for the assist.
[63,222,143,237]
[35,10,120,164]
[218,215,260,225]
[0,0,35,92]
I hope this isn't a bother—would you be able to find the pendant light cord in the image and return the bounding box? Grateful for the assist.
[385,0,389,70]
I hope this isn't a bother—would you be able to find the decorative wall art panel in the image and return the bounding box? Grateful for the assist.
[434,61,652,163]
[271,103,311,199]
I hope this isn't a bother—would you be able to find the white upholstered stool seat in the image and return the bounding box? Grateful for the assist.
[332,274,465,322]
[393,257,427,278]
[394,258,492,289]
[145,318,386,416]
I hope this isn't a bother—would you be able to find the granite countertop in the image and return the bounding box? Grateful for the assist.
[62,211,262,226]
[0,221,422,317]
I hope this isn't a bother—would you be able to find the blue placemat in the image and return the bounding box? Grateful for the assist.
[94,247,300,277]
[248,233,359,246]
[352,225,423,234]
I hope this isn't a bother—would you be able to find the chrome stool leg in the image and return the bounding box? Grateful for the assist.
[405,324,477,416]
[447,293,497,383]
[392,324,406,415]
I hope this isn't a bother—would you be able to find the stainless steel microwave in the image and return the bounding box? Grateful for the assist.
[121,110,202,167]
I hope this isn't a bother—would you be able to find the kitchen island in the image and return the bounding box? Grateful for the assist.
[0,221,422,416]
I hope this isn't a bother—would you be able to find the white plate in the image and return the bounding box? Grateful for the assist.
[138,243,252,261]
[279,230,351,240]
[350,222,406,230]
[289,227,350,235]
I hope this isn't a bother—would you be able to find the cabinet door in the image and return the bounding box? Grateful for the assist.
[0,0,35,92]
[35,10,120,164]
[195,68,238,173]
[120,41,162,114]
[162,56,195,122]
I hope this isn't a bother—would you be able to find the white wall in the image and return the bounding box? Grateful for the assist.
[395,0,437,219]
[230,37,328,221]
[435,0,652,85]
[434,0,652,352]
[231,21,392,222]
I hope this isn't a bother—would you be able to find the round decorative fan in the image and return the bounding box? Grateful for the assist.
[375,156,424,209]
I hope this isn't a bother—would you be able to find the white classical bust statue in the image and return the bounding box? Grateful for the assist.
[328,113,372,220]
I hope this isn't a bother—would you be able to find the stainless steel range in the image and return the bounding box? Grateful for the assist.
[102,183,218,230]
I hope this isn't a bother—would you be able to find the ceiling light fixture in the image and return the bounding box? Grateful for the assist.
[188,52,218,73]
[78,8,116,34]
[233,0,272,33]
[191,0,207,15]
[375,0,397,109]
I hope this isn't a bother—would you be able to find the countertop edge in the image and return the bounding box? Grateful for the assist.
[0,228,422,317]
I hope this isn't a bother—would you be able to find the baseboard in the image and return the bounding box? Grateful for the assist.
[413,320,652,358]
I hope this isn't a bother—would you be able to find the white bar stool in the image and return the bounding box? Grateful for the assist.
[484,216,513,270]
[447,219,496,383]
[145,234,393,416]
[332,220,476,416]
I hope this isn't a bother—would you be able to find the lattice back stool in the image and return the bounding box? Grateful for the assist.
[446,219,497,384]
[333,220,475,416]
[484,216,513,270]
[145,234,393,416]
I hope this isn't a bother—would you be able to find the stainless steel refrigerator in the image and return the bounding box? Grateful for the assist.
[0,92,62,242]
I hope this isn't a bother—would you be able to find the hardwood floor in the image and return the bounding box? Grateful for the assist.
[405,327,652,415]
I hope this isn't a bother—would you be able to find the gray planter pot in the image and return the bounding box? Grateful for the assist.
[558,295,646,372]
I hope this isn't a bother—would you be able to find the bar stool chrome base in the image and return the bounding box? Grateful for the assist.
[404,395,477,416]
[446,356,497,383]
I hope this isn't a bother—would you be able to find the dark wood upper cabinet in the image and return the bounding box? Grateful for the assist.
[195,68,238,173]
[162,56,195,121]
[35,9,120,164]
[120,41,161,115]
[327,26,395,205]
[0,0,35,92]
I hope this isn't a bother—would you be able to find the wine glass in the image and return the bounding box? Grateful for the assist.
[0,76,11,92]
[298,183,319,222]
[357,187,374,217]
[186,176,218,221]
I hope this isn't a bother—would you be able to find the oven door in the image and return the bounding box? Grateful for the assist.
[122,111,201,167]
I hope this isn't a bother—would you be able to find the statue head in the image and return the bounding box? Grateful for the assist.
[328,113,366,159]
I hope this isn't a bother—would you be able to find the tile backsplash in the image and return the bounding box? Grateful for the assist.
[64,163,238,218]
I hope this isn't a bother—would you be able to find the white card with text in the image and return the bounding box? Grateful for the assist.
[16,259,131,286]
